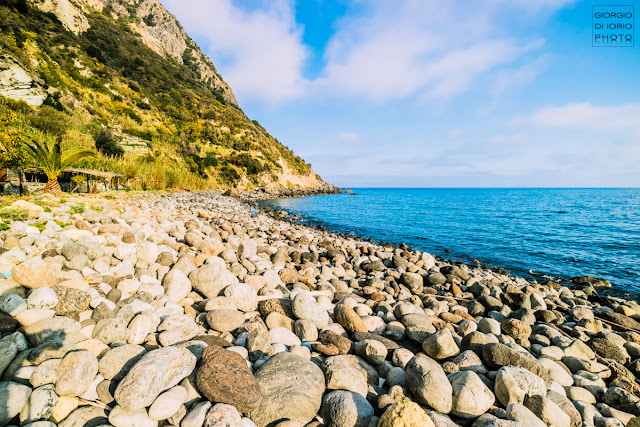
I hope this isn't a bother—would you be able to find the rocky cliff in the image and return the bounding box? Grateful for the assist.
[27,0,237,105]
[0,54,47,106]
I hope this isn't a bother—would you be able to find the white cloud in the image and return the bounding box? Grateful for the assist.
[487,132,529,146]
[313,1,557,102]
[448,128,464,138]
[488,55,548,100]
[337,132,359,142]
[522,102,640,135]
[161,0,574,106]
[328,102,640,183]
[161,0,308,104]
[498,102,640,180]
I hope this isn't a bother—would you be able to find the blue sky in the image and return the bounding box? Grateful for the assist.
[161,0,640,187]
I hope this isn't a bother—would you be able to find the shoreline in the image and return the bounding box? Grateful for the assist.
[1,190,640,426]
[249,191,638,301]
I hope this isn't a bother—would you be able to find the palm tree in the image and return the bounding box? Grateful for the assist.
[24,133,97,195]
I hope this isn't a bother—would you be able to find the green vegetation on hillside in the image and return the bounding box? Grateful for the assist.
[0,0,313,190]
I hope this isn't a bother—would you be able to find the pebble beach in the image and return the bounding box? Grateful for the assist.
[1,190,640,427]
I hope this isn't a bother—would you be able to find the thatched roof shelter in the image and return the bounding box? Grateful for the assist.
[23,167,126,180]
[64,168,127,180]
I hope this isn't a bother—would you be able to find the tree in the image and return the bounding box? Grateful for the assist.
[93,128,124,157]
[0,130,27,169]
[24,132,97,195]
[0,109,29,194]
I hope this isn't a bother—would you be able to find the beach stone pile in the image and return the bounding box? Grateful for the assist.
[1,191,640,427]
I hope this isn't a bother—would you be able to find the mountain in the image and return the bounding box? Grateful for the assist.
[0,0,329,191]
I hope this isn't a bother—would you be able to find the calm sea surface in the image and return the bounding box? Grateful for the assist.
[261,188,640,295]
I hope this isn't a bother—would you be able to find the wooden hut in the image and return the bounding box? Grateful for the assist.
[2,167,126,194]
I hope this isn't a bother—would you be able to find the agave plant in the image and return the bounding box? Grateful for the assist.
[24,133,97,195]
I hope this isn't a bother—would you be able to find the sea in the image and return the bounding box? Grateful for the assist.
[260,188,640,297]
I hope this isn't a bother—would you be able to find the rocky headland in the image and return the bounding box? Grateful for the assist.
[1,191,640,427]
[227,182,344,201]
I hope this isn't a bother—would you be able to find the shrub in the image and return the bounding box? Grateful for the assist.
[202,152,218,168]
[54,219,72,227]
[30,106,68,136]
[227,153,264,175]
[93,128,124,157]
[42,92,65,111]
[142,13,155,26]
[0,208,28,221]
[220,165,240,184]
[32,221,48,232]
[69,204,85,214]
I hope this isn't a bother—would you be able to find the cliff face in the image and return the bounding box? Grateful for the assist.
[26,0,237,105]
[0,0,324,190]
[0,54,47,106]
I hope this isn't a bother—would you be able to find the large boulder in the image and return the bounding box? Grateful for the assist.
[378,398,434,427]
[0,381,32,425]
[422,328,460,360]
[55,350,98,397]
[195,346,262,413]
[320,390,374,427]
[250,352,325,427]
[448,371,495,418]
[11,258,56,289]
[495,366,546,407]
[189,263,238,299]
[524,395,571,427]
[322,355,369,397]
[405,355,453,413]
[114,347,196,411]
[483,343,548,382]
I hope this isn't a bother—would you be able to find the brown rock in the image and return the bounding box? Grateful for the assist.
[379,398,434,427]
[122,231,136,243]
[452,309,475,322]
[157,252,174,267]
[0,311,18,333]
[11,261,57,289]
[628,417,640,427]
[193,335,232,347]
[196,346,263,413]
[279,268,299,285]
[440,312,463,324]
[352,332,400,350]
[312,343,340,356]
[53,286,91,317]
[370,292,385,302]
[542,280,562,289]
[501,319,532,340]
[599,311,640,331]
[74,220,93,233]
[258,298,294,318]
[319,330,352,354]
[334,303,368,333]
[98,224,120,234]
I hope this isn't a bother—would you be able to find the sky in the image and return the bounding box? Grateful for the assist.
[161,0,640,188]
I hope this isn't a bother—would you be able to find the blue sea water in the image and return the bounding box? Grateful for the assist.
[261,188,640,294]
